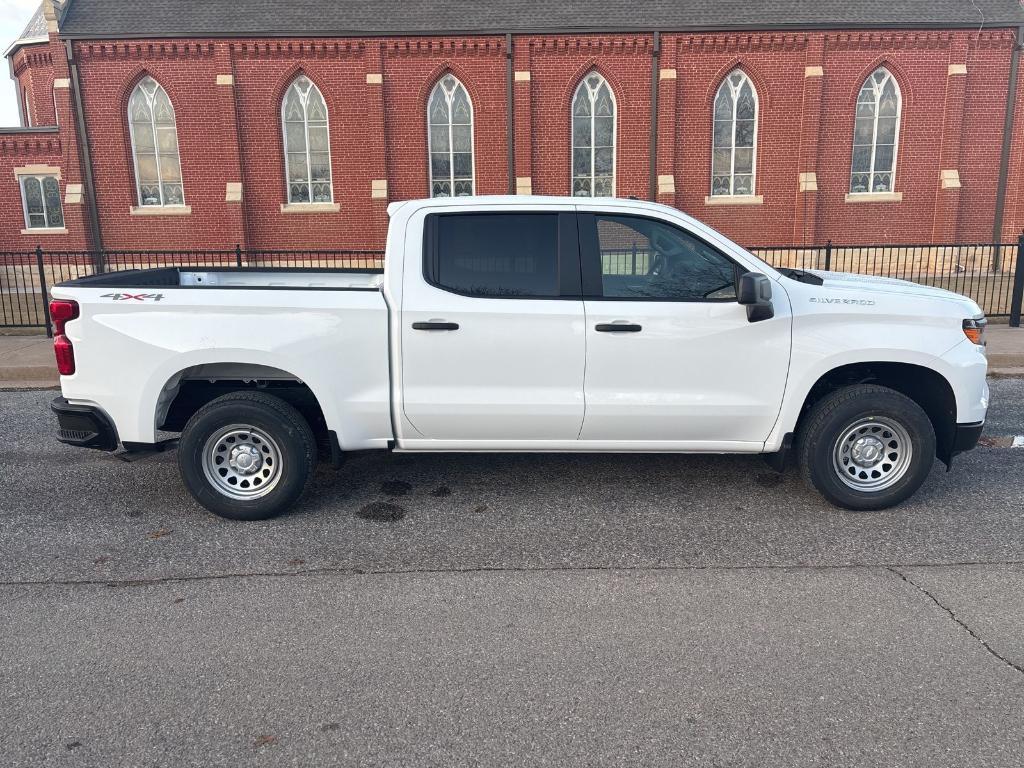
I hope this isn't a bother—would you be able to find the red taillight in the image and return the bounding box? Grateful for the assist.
[49,300,79,376]
[49,299,78,335]
[54,334,75,375]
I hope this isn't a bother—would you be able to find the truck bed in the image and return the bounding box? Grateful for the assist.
[58,267,384,291]
[51,264,391,449]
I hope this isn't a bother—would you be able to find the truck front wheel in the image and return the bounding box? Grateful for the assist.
[797,384,936,511]
[178,391,317,520]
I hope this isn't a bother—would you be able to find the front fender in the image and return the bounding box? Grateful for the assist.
[765,310,980,451]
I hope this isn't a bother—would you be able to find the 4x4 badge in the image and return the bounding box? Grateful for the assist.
[100,293,165,302]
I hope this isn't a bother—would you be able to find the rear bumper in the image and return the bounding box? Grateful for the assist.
[951,421,984,457]
[51,397,119,452]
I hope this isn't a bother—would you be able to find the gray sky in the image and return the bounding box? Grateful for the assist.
[1,0,43,127]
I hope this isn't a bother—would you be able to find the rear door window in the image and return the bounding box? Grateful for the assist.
[425,213,568,298]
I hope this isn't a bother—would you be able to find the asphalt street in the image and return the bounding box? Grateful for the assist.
[1,381,1023,767]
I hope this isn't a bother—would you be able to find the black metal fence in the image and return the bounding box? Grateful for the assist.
[0,248,384,334]
[2,239,1022,334]
[748,240,1023,320]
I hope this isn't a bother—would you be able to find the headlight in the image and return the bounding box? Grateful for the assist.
[963,316,987,346]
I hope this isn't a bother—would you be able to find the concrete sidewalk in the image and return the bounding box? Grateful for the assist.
[1,327,1023,389]
[987,326,1024,377]
[0,335,62,389]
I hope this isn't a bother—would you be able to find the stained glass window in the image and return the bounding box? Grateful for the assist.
[711,70,758,197]
[128,77,185,206]
[428,75,474,197]
[571,72,616,197]
[850,68,901,194]
[282,75,333,204]
[20,175,64,229]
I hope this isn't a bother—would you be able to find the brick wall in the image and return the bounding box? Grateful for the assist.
[0,128,91,252]
[71,42,242,250]
[0,129,60,247]
[526,36,653,201]
[669,33,806,244]
[10,44,57,128]
[3,35,93,253]
[2,27,1023,252]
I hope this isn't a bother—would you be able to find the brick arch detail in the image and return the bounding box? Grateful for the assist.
[562,61,624,112]
[418,62,484,117]
[270,64,334,113]
[704,59,771,112]
[849,57,913,109]
[118,67,181,116]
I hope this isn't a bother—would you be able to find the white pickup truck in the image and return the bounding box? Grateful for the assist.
[49,196,989,519]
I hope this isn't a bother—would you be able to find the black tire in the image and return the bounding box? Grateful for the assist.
[796,384,936,511]
[177,391,317,520]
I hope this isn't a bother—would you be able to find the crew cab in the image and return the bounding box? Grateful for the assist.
[49,196,989,519]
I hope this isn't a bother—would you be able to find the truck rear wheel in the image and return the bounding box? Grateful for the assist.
[797,384,936,511]
[177,391,317,520]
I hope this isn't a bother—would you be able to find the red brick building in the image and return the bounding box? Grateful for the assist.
[4,0,1024,253]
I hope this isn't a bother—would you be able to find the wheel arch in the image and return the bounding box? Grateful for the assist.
[795,361,958,465]
[153,362,336,460]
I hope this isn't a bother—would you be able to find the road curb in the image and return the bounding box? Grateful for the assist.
[1,365,58,381]
[987,355,1024,367]
[0,382,60,391]
[989,368,1024,379]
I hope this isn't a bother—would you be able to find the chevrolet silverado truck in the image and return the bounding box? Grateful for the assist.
[49,196,989,520]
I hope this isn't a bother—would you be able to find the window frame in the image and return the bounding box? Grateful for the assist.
[578,212,742,303]
[422,211,582,300]
[571,72,617,198]
[849,67,902,195]
[427,75,476,198]
[710,70,759,198]
[127,76,186,208]
[281,75,334,205]
[19,174,65,230]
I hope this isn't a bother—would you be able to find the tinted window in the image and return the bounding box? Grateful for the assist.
[595,215,737,300]
[431,213,560,297]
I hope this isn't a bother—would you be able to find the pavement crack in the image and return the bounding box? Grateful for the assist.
[888,566,1024,678]
[3,559,1024,590]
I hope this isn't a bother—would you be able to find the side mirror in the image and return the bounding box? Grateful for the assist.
[737,272,774,323]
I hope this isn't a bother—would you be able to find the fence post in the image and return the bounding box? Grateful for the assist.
[823,239,833,272]
[35,245,53,338]
[235,243,243,268]
[1009,231,1024,327]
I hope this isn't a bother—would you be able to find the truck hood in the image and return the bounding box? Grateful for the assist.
[806,269,983,314]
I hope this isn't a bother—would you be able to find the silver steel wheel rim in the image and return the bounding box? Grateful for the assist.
[832,416,913,493]
[201,424,283,500]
